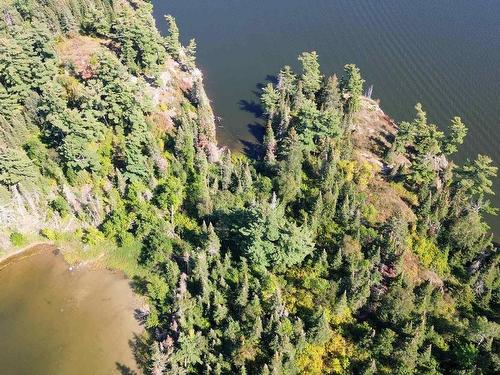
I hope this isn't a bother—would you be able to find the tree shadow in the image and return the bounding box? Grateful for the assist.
[237,74,277,158]
[264,74,279,86]
[129,332,151,374]
[239,99,264,120]
[129,275,148,296]
[115,363,138,375]
[239,74,278,120]
[240,139,262,159]
[240,122,265,159]
[134,308,149,326]
[207,207,253,259]
[248,122,265,144]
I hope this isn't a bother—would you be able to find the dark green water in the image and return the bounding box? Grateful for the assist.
[152,0,500,235]
[0,250,142,374]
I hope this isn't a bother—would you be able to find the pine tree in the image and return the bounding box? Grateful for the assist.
[443,116,467,155]
[0,148,38,186]
[298,51,322,98]
[184,38,197,69]
[320,74,342,112]
[206,222,221,255]
[164,14,182,59]
[277,65,297,102]
[0,84,20,118]
[457,154,497,197]
[341,64,364,114]
[261,83,280,119]
[263,120,277,164]
[277,128,303,203]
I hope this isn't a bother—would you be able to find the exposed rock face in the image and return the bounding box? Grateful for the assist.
[0,27,221,247]
[147,60,220,162]
[351,96,399,168]
[54,36,106,79]
[191,70,220,161]
[351,97,416,223]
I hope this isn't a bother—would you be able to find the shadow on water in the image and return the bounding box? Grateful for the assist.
[116,363,138,375]
[130,275,148,295]
[116,332,151,375]
[123,276,152,373]
[130,333,151,373]
[240,123,265,158]
[239,99,264,120]
[238,75,277,158]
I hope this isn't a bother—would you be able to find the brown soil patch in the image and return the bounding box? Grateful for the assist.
[366,178,416,223]
[401,250,444,288]
[55,36,105,78]
[352,97,415,223]
[352,97,398,165]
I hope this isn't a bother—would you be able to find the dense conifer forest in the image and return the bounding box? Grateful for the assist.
[0,1,498,374]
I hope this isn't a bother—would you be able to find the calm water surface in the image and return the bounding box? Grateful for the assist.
[152,0,500,234]
[0,250,142,374]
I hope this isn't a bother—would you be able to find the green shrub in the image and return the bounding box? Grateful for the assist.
[414,236,449,275]
[40,228,59,241]
[50,196,71,217]
[362,203,378,224]
[390,182,419,206]
[82,227,106,245]
[9,231,26,247]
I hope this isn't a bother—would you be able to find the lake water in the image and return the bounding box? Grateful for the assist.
[152,0,500,236]
[0,248,143,374]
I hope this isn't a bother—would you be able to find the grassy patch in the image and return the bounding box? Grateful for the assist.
[105,238,145,278]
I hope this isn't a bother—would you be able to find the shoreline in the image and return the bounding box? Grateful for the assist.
[0,243,57,271]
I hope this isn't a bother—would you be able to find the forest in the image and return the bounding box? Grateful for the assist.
[0,0,498,374]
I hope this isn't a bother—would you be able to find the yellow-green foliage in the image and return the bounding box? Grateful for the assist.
[296,343,326,375]
[285,265,332,314]
[9,231,26,247]
[338,160,356,182]
[82,227,106,245]
[413,236,449,275]
[362,203,378,224]
[338,160,376,188]
[261,273,281,302]
[158,103,169,112]
[296,331,352,374]
[330,302,353,326]
[174,212,200,233]
[390,182,419,206]
[354,161,377,188]
[40,228,60,241]
[181,100,197,114]
[57,75,83,102]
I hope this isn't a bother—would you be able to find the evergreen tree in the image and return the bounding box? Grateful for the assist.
[457,154,497,197]
[263,120,277,164]
[341,64,364,114]
[277,128,303,203]
[164,14,182,59]
[443,116,467,155]
[298,51,322,98]
[0,148,38,186]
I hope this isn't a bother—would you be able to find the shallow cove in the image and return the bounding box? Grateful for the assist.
[0,247,142,375]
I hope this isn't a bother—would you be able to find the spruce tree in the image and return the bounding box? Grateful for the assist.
[341,64,364,114]
[298,51,322,98]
